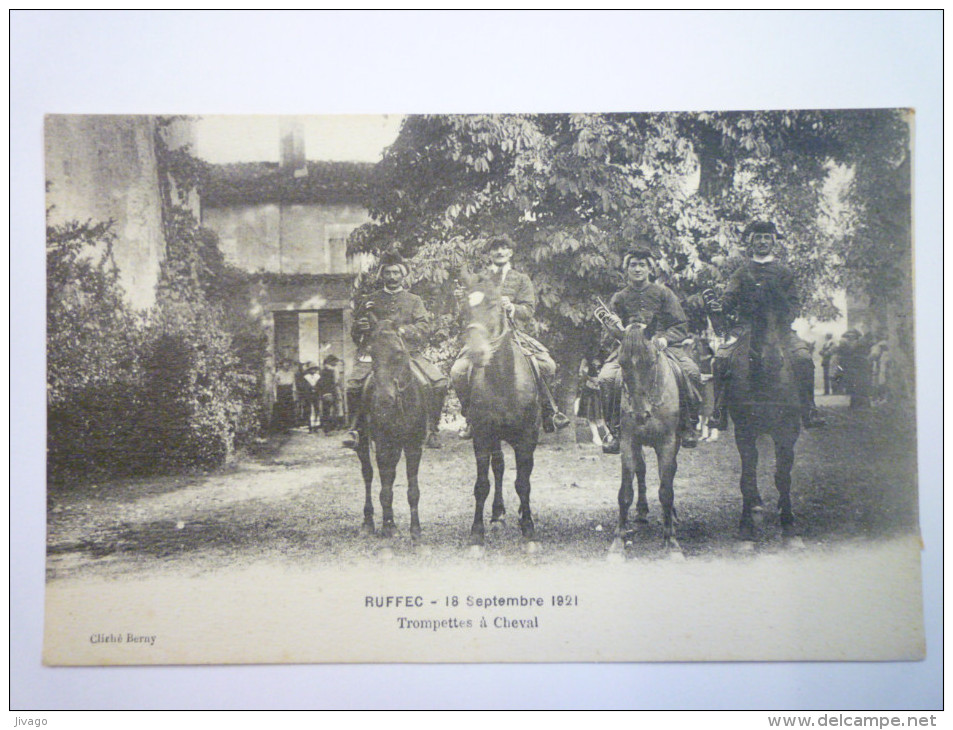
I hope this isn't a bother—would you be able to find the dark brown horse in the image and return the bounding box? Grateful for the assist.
[610,324,684,559]
[460,276,540,552]
[356,318,428,539]
[726,308,803,548]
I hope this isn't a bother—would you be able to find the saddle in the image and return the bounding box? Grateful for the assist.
[661,348,701,430]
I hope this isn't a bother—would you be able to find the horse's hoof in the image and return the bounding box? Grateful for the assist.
[783,535,806,551]
[361,521,375,536]
[378,546,395,560]
[524,541,540,555]
[489,518,506,532]
[467,544,485,559]
[410,525,422,540]
[751,507,765,530]
[635,513,649,524]
[734,541,757,554]
[381,525,397,539]
[607,538,625,560]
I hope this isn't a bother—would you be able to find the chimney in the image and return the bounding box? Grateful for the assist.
[279,118,307,177]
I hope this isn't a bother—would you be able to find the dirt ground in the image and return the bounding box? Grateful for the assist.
[46,396,920,581]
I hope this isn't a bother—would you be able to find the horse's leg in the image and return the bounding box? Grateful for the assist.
[634,444,649,523]
[513,443,536,542]
[376,442,400,538]
[611,434,636,557]
[469,437,492,548]
[405,444,423,540]
[656,435,683,557]
[358,434,375,535]
[489,443,506,526]
[774,423,803,548]
[735,421,764,544]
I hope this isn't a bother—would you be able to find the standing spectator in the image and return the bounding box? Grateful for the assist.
[819,333,837,395]
[302,362,321,431]
[837,330,871,409]
[272,358,297,431]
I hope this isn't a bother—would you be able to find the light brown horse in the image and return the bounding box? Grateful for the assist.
[460,275,541,550]
[610,323,684,558]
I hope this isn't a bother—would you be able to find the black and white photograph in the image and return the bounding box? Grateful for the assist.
[13,9,941,710]
[42,109,923,665]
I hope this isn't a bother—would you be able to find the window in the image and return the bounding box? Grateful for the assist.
[325,224,358,274]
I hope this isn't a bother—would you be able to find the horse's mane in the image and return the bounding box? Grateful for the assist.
[620,324,652,369]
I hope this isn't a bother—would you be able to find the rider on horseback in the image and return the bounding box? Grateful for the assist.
[597,240,703,452]
[707,220,827,430]
[342,250,448,450]
[451,234,571,437]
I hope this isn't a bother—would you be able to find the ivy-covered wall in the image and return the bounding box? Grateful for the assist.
[45,115,168,310]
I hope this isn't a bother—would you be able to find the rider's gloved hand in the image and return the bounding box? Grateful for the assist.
[653,336,668,351]
[500,296,516,317]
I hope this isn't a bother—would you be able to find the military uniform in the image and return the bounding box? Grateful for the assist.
[450,263,563,429]
[708,230,825,428]
[347,287,446,390]
[597,281,702,444]
[343,273,448,449]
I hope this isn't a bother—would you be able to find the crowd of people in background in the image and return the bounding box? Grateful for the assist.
[271,356,346,433]
[819,329,893,408]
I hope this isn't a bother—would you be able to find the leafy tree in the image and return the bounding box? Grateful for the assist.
[350,111,889,403]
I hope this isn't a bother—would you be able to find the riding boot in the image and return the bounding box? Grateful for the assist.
[600,380,621,454]
[709,358,730,431]
[681,397,700,449]
[342,390,363,449]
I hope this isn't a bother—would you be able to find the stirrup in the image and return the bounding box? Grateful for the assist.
[709,407,728,431]
[602,433,620,454]
[552,412,571,430]
[342,430,360,450]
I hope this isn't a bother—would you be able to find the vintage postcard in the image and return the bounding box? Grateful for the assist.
[43,111,923,665]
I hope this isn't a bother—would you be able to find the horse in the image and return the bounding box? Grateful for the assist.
[355,318,429,539]
[725,307,802,548]
[459,275,541,551]
[609,323,685,559]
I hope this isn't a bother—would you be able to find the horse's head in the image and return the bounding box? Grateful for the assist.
[460,272,506,368]
[619,322,657,424]
[368,318,410,375]
[750,307,786,380]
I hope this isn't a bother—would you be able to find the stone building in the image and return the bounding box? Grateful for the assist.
[199,126,374,412]
[45,115,194,310]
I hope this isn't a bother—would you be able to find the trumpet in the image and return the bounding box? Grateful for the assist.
[594,297,624,337]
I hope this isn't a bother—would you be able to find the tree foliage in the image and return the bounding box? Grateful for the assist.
[355,115,867,369]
